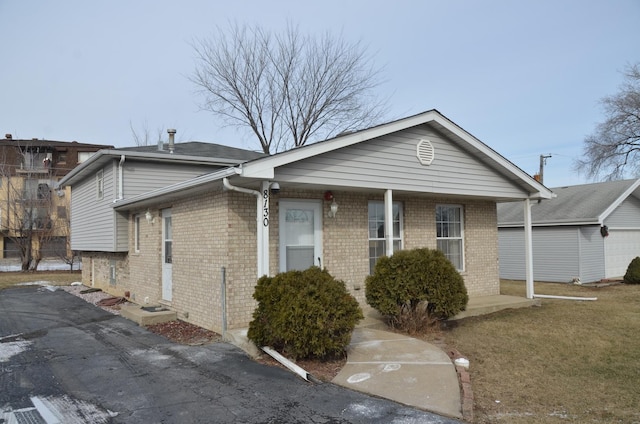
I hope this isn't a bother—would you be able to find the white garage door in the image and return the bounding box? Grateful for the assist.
[605,230,640,278]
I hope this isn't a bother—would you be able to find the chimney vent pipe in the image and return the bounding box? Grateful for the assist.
[167,129,176,154]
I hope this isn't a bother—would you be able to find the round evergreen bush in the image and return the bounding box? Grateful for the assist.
[624,256,640,284]
[365,248,468,331]
[247,267,363,360]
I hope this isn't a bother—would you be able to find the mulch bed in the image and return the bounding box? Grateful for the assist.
[145,320,222,345]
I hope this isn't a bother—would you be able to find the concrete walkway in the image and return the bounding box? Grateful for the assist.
[226,295,539,420]
[332,327,462,419]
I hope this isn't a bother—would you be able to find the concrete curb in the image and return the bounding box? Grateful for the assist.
[447,348,474,423]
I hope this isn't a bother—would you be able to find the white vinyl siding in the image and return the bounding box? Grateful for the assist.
[275,124,527,199]
[71,165,116,251]
[121,162,217,198]
[368,201,403,273]
[69,159,222,252]
[436,205,464,270]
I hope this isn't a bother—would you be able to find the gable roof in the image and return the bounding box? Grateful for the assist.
[237,110,552,200]
[112,110,553,212]
[58,141,265,187]
[497,179,640,227]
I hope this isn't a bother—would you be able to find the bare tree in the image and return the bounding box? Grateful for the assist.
[575,63,640,180]
[130,120,167,147]
[190,23,387,154]
[0,143,61,271]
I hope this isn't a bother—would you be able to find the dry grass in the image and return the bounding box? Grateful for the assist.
[440,280,640,423]
[0,271,81,290]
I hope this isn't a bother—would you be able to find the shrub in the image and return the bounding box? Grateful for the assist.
[247,267,363,360]
[365,248,468,332]
[624,256,640,284]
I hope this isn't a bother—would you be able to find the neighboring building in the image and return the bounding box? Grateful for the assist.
[498,179,640,283]
[59,111,553,334]
[0,135,111,262]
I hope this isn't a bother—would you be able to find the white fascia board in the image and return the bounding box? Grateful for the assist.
[598,178,640,224]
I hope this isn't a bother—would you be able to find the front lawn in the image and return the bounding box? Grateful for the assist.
[0,271,81,290]
[442,280,640,423]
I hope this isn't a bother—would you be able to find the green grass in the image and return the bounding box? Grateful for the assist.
[0,271,81,290]
[441,280,640,423]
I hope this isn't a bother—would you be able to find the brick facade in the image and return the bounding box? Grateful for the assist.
[81,252,129,294]
[81,189,500,333]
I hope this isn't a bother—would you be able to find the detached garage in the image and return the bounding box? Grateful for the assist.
[498,179,640,283]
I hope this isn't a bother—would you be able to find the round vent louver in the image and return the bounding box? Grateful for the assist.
[416,139,435,165]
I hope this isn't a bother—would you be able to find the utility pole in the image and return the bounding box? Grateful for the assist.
[539,154,552,184]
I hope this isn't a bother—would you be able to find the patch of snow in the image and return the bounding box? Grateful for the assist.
[0,339,32,362]
[347,372,371,384]
[0,259,81,272]
[0,395,115,424]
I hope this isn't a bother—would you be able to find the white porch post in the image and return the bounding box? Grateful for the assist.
[524,198,534,299]
[385,189,394,257]
[258,181,271,277]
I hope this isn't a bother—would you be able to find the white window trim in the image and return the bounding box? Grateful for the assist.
[368,200,404,273]
[96,169,104,200]
[436,204,465,271]
[134,215,140,253]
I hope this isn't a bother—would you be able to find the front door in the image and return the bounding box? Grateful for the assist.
[279,200,323,272]
[161,209,173,301]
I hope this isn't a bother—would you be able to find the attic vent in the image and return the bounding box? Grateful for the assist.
[416,139,435,165]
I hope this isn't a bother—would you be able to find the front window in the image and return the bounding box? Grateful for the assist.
[368,201,403,273]
[436,205,464,270]
[78,151,95,163]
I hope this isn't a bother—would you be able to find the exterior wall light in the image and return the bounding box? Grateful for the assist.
[328,199,338,218]
[145,209,154,224]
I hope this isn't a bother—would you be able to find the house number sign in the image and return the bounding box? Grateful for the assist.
[262,189,269,227]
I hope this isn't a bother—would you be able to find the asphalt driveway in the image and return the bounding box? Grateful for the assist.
[0,286,461,423]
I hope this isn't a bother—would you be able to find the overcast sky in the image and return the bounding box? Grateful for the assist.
[2,0,639,187]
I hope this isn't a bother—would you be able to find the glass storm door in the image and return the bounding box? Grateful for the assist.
[279,200,322,272]
[161,209,173,301]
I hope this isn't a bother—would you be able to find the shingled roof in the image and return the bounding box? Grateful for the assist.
[497,179,640,226]
[118,141,265,161]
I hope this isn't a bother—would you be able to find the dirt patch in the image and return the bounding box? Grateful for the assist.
[146,320,346,381]
[254,352,347,383]
[145,320,221,345]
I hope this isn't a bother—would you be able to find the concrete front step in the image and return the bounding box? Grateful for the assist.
[120,303,177,326]
[452,295,541,320]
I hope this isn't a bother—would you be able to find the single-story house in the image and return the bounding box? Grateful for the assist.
[59,110,553,334]
[498,178,640,283]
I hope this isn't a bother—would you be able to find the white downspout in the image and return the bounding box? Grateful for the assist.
[385,189,394,257]
[222,177,269,278]
[524,198,534,299]
[118,155,125,201]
